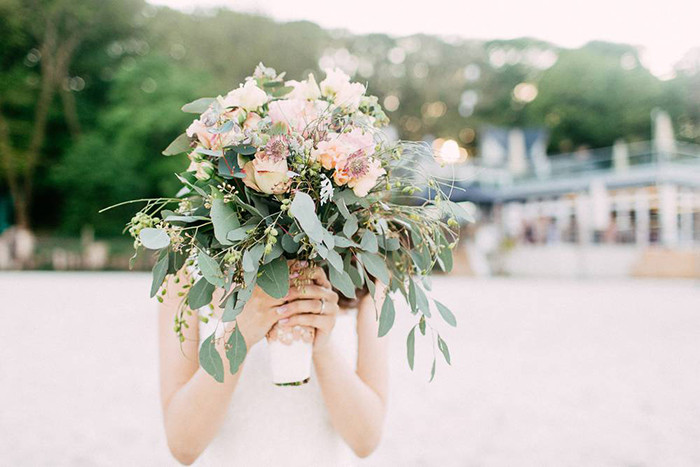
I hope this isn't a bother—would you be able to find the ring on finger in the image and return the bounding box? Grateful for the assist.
[320,298,326,314]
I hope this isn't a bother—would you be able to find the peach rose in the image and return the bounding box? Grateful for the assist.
[242,136,291,194]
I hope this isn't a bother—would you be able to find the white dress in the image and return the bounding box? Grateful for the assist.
[195,310,358,466]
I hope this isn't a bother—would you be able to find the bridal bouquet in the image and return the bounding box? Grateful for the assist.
[116,64,469,383]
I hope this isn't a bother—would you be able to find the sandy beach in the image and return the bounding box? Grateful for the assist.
[1,273,699,466]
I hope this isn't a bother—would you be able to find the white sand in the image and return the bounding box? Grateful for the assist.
[1,273,699,466]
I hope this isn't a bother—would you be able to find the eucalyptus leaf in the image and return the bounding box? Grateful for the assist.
[221,292,241,322]
[437,335,451,365]
[343,215,358,237]
[434,300,457,327]
[429,356,436,382]
[189,277,215,309]
[444,200,475,222]
[407,326,416,370]
[263,242,283,264]
[150,253,169,298]
[360,230,378,253]
[357,252,390,285]
[229,144,257,155]
[326,248,343,272]
[198,251,225,287]
[162,133,191,156]
[242,244,264,272]
[281,234,300,253]
[289,192,325,243]
[181,97,215,114]
[413,279,431,317]
[211,198,240,246]
[329,266,356,299]
[139,228,170,250]
[257,257,289,299]
[226,325,247,375]
[377,295,395,337]
[199,333,224,383]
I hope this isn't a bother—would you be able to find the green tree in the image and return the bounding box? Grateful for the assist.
[0,0,143,229]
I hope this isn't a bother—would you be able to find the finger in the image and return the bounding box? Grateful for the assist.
[284,285,336,302]
[284,313,335,333]
[274,299,323,317]
[306,267,331,288]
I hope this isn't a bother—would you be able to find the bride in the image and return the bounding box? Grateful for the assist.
[158,263,388,465]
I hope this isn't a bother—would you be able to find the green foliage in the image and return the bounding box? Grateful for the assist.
[256,257,289,299]
[199,333,224,383]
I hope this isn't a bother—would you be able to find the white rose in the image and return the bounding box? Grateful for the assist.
[320,68,351,97]
[334,82,365,111]
[286,73,322,100]
[222,80,268,111]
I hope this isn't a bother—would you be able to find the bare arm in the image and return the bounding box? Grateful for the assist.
[159,266,337,464]
[287,283,389,457]
[158,271,243,465]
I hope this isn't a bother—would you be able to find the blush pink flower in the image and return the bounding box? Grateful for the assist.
[311,128,376,170]
[268,99,329,134]
[332,150,385,197]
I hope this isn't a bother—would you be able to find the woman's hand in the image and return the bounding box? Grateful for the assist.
[281,267,341,353]
[234,285,288,348]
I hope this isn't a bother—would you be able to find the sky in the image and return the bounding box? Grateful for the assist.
[148,0,700,79]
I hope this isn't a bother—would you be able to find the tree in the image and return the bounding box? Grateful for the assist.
[0,0,143,229]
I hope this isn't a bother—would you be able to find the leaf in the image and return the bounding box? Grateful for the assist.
[199,333,224,383]
[211,198,240,246]
[164,214,208,223]
[218,152,239,179]
[329,266,357,299]
[257,257,289,299]
[407,278,418,313]
[413,279,431,317]
[335,198,351,219]
[242,244,264,272]
[434,300,457,327]
[263,242,283,264]
[437,335,451,365]
[326,248,343,272]
[419,315,426,335]
[343,215,358,237]
[150,253,169,298]
[198,251,225,287]
[429,356,436,382]
[229,144,257,155]
[139,228,170,250]
[360,230,378,253]
[270,85,294,97]
[437,234,453,273]
[181,97,215,113]
[444,200,475,223]
[289,192,325,244]
[189,277,215,309]
[227,226,252,242]
[281,234,300,253]
[377,295,395,337]
[226,325,247,375]
[221,292,241,322]
[333,235,357,248]
[407,326,416,370]
[358,252,390,285]
[162,133,191,156]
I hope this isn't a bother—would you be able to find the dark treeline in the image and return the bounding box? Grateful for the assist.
[1,0,699,235]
